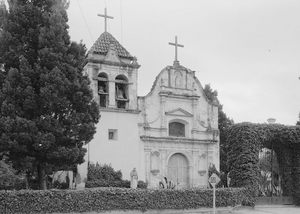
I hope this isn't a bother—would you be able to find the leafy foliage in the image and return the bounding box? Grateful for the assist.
[86,163,147,189]
[86,179,130,188]
[159,177,176,189]
[203,84,234,175]
[87,163,123,182]
[0,0,100,189]
[0,160,25,190]
[226,122,300,206]
[85,179,148,189]
[0,187,245,213]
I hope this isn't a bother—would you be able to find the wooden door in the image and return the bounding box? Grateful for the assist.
[168,153,188,189]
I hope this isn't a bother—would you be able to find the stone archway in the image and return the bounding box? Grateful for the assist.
[168,153,189,189]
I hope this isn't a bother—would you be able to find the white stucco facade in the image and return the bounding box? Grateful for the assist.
[77,32,219,189]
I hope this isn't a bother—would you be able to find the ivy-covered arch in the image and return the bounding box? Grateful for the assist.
[226,123,300,206]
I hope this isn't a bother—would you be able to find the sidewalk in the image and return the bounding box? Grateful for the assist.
[231,205,300,214]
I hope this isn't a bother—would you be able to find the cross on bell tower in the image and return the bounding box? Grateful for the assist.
[169,36,184,66]
[98,8,114,32]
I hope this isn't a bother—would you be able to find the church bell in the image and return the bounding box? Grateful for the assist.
[98,86,105,93]
[116,87,125,99]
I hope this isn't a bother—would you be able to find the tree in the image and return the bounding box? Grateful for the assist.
[0,0,100,189]
[203,84,234,175]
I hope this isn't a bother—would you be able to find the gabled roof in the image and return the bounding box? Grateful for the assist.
[89,32,134,60]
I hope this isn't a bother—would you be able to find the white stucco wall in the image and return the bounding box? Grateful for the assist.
[89,111,143,181]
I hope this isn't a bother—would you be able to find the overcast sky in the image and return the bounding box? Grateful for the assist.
[66,0,300,125]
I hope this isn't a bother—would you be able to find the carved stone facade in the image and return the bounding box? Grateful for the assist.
[139,63,219,188]
[77,31,219,189]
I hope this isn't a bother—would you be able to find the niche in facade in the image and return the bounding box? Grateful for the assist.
[115,75,128,109]
[174,71,183,88]
[151,151,160,175]
[98,73,109,107]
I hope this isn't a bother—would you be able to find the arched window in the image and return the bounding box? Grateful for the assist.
[169,122,185,137]
[98,73,108,107]
[115,75,128,109]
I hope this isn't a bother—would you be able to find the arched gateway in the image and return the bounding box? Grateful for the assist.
[168,153,189,189]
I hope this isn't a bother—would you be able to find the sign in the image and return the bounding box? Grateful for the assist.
[208,173,221,214]
[208,173,220,186]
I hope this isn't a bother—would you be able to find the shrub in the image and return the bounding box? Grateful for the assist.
[0,187,246,213]
[87,163,123,182]
[85,179,148,189]
[0,161,26,190]
[138,180,148,189]
[159,177,176,189]
[85,179,130,188]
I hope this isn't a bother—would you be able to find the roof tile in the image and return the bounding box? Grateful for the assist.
[89,32,134,59]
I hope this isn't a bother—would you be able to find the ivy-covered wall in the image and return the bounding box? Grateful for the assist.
[226,122,300,206]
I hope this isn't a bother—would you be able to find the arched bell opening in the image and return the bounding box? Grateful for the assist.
[115,75,128,109]
[98,72,109,107]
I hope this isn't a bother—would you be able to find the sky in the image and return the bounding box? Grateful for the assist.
[65,0,300,125]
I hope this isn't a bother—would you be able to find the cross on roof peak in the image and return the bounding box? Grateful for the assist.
[169,36,184,63]
[98,8,114,32]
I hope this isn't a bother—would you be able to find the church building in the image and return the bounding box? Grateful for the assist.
[78,9,220,189]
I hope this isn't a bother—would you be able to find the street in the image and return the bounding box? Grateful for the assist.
[231,205,300,214]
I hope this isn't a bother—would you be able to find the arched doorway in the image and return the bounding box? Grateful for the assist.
[168,153,189,189]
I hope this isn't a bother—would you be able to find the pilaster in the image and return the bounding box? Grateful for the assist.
[108,80,116,107]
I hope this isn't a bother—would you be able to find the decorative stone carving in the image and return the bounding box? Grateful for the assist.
[199,153,206,159]
[196,115,208,129]
[151,151,160,156]
[198,170,206,176]
[151,169,160,176]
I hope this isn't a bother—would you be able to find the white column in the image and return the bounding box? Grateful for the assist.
[108,80,116,107]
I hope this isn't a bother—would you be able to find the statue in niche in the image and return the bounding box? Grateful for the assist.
[174,71,182,88]
[130,168,138,189]
[175,76,181,88]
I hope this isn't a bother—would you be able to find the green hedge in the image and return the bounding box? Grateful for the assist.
[85,179,130,188]
[0,187,245,213]
[85,179,148,189]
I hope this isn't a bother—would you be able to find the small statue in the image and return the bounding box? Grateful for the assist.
[130,168,138,189]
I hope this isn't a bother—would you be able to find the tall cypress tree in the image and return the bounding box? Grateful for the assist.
[0,0,100,189]
[203,84,234,176]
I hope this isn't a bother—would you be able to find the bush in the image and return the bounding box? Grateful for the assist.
[85,179,130,188]
[85,179,148,189]
[0,161,26,190]
[87,163,123,181]
[138,180,148,189]
[0,187,246,213]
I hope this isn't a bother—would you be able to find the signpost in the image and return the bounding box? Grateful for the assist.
[208,173,221,214]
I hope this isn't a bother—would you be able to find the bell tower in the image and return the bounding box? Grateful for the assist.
[84,8,140,111]
[78,8,141,186]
